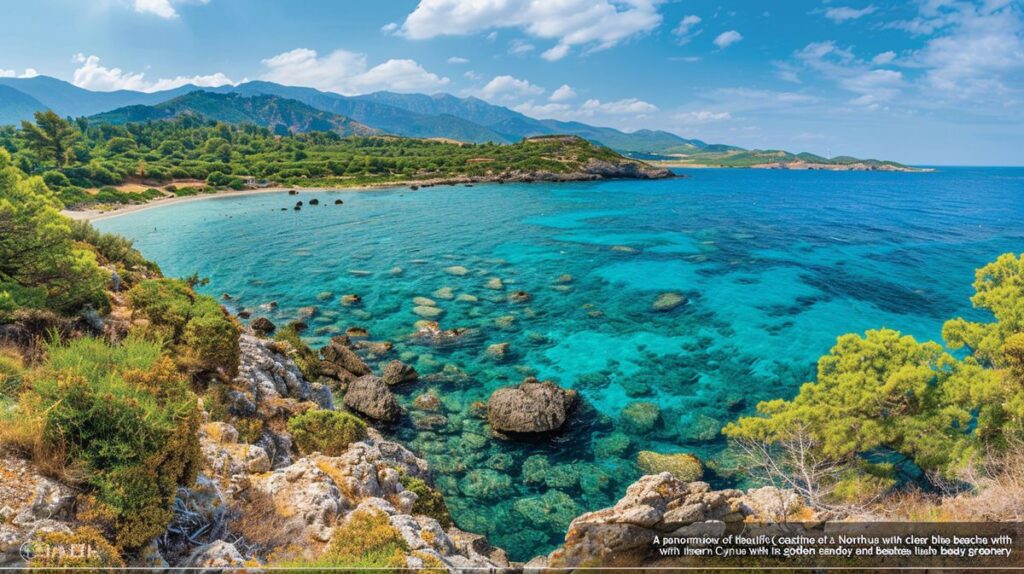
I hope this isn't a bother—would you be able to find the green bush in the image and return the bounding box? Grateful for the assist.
[400,475,452,528]
[274,324,321,381]
[5,337,201,550]
[127,279,240,377]
[287,409,367,456]
[276,509,408,570]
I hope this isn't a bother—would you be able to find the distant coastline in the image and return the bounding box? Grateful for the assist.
[649,159,933,172]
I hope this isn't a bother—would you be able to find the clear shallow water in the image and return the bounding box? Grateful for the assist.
[97,167,1024,559]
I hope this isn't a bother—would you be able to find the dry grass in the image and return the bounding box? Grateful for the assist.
[228,482,306,557]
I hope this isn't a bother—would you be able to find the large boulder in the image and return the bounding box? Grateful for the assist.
[487,378,578,434]
[344,375,401,422]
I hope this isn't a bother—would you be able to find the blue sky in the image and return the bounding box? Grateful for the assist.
[1,0,1022,165]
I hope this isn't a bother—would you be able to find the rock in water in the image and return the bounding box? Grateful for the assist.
[651,292,686,312]
[320,336,371,382]
[444,265,470,276]
[636,451,704,482]
[485,342,511,362]
[381,360,418,386]
[344,375,401,422]
[413,305,444,318]
[250,316,276,336]
[487,378,578,434]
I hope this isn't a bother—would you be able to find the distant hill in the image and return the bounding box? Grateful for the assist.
[90,92,378,136]
[0,76,910,166]
[0,85,47,125]
[0,76,195,118]
[219,82,510,143]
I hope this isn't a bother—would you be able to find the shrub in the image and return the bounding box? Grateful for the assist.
[287,409,367,456]
[276,509,408,570]
[127,279,240,377]
[274,324,321,381]
[4,337,201,550]
[42,170,71,189]
[400,475,452,528]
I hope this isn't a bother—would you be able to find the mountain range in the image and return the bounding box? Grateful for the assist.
[0,75,712,154]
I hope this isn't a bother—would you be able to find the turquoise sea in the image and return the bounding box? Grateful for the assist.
[96,167,1024,559]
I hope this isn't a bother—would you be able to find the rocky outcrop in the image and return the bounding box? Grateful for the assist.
[487,378,578,434]
[582,157,674,180]
[236,333,332,410]
[534,473,810,569]
[320,336,371,384]
[344,375,401,422]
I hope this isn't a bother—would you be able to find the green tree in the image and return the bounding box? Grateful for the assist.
[20,111,80,167]
[0,149,108,318]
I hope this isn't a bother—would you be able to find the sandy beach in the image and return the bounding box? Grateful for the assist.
[62,184,408,222]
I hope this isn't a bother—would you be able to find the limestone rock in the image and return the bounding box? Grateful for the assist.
[344,375,401,422]
[487,378,578,434]
[382,360,418,386]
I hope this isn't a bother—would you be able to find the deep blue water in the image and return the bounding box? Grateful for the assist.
[96,167,1024,559]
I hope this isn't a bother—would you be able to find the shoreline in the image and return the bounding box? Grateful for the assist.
[650,160,934,172]
[62,184,400,222]
[64,166,675,222]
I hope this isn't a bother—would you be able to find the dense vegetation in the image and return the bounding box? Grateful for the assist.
[726,253,1024,509]
[0,111,636,209]
[3,337,202,550]
[0,150,231,559]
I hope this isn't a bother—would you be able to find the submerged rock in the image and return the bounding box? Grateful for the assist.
[382,360,418,386]
[636,451,703,482]
[620,401,661,434]
[458,469,514,501]
[485,277,504,290]
[413,296,437,307]
[433,287,455,300]
[344,375,401,422]
[413,305,444,318]
[487,378,578,434]
[484,342,511,362]
[340,294,362,306]
[444,265,470,276]
[508,290,531,303]
[651,292,686,312]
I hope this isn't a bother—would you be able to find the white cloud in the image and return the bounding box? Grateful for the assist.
[513,96,658,124]
[793,42,904,105]
[132,0,209,19]
[713,30,743,49]
[260,48,450,95]
[581,97,657,115]
[398,0,663,60]
[0,68,38,78]
[872,50,896,65]
[773,61,801,83]
[823,5,877,23]
[673,14,702,44]
[447,56,469,64]
[550,84,577,102]
[71,53,234,92]
[509,39,536,55]
[911,1,1024,100]
[673,110,732,124]
[475,75,544,102]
